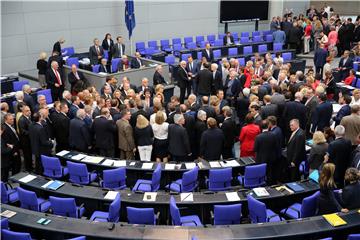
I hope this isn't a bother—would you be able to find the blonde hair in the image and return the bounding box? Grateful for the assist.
[39,52,47,60]
[155,111,165,125]
[136,115,149,129]
[319,163,336,189]
[313,131,326,145]
[155,84,164,93]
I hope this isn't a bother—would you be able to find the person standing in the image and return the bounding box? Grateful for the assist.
[200,118,224,161]
[18,105,33,172]
[69,109,92,153]
[134,115,154,161]
[311,93,333,133]
[2,113,21,175]
[101,33,114,63]
[239,113,261,158]
[177,61,191,104]
[220,106,236,159]
[308,131,328,172]
[151,111,169,163]
[303,19,312,54]
[272,26,286,46]
[37,52,48,88]
[116,109,136,160]
[1,124,13,181]
[52,102,70,153]
[313,44,328,76]
[168,114,191,162]
[112,36,126,59]
[52,37,65,55]
[89,38,104,65]
[340,104,360,146]
[46,61,64,101]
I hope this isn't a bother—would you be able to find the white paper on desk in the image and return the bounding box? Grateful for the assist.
[102,159,115,166]
[56,150,70,157]
[185,162,196,169]
[41,180,54,189]
[0,210,17,218]
[143,192,157,202]
[104,191,119,200]
[227,160,240,167]
[165,163,176,170]
[82,156,104,164]
[113,160,127,167]
[219,161,229,167]
[225,192,240,201]
[180,193,193,202]
[129,162,136,166]
[19,174,37,183]
[142,162,153,169]
[71,154,87,161]
[253,187,270,197]
[209,161,221,168]
[197,162,205,169]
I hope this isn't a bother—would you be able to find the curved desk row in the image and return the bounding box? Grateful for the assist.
[10,172,319,224]
[2,204,360,240]
[56,151,256,188]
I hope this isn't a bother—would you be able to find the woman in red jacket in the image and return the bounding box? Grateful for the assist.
[239,113,261,157]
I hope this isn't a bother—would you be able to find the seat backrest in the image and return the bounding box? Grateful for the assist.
[148,40,158,49]
[184,37,193,44]
[356,78,360,89]
[160,39,170,48]
[282,52,292,61]
[238,58,246,67]
[49,196,77,217]
[258,44,267,53]
[353,62,359,71]
[66,57,79,67]
[273,43,283,51]
[232,32,239,41]
[228,47,238,56]
[301,191,320,218]
[1,181,8,203]
[214,204,242,225]
[165,55,175,64]
[207,35,216,43]
[244,163,267,188]
[41,155,62,178]
[173,44,182,51]
[108,194,121,222]
[208,168,232,191]
[348,234,360,240]
[103,167,126,189]
[181,53,192,62]
[186,42,197,49]
[197,51,203,60]
[127,207,155,225]
[13,80,29,92]
[241,32,249,37]
[103,50,109,60]
[213,49,221,59]
[92,64,100,73]
[214,39,223,47]
[172,38,182,45]
[243,46,253,55]
[67,161,90,184]
[247,195,267,223]
[252,31,261,37]
[218,33,225,40]
[1,229,32,240]
[151,164,162,191]
[135,42,145,51]
[169,196,181,225]
[253,36,262,42]
[199,41,207,48]
[265,34,273,42]
[17,187,39,211]
[196,36,204,43]
[240,37,249,44]
[111,58,121,73]
[182,166,199,192]
[1,217,9,230]
[37,89,53,104]
[62,46,75,56]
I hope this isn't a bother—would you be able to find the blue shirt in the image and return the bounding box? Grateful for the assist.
[272,30,286,44]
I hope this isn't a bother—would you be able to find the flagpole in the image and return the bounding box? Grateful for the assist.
[130,38,133,55]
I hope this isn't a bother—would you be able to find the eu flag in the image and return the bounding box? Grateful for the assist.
[125,0,136,39]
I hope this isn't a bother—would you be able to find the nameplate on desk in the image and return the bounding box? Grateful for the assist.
[253,187,270,197]
[102,159,115,166]
[113,160,127,167]
[0,210,17,218]
[56,150,70,157]
[104,191,119,200]
[19,174,37,183]
[142,162,153,170]
[209,161,221,168]
[165,164,176,170]
[225,192,240,201]
[185,163,196,169]
[180,193,193,202]
[82,156,104,164]
[323,213,347,227]
[143,192,157,202]
[71,154,87,161]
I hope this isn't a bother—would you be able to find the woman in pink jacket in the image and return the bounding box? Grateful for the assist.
[328,26,338,57]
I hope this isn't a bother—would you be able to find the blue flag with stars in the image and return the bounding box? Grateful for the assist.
[125,0,136,39]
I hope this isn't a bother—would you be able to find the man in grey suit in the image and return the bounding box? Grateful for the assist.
[112,36,126,59]
[89,38,104,65]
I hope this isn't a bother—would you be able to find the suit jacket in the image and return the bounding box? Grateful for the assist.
[69,104,80,119]
[168,124,191,156]
[89,45,104,65]
[311,101,333,132]
[305,95,319,127]
[186,61,198,79]
[2,124,20,153]
[1,136,13,168]
[341,182,360,210]
[283,101,307,130]
[202,49,214,62]
[224,78,241,98]
[69,117,92,152]
[92,116,117,150]
[200,128,224,160]
[223,35,234,45]
[200,106,216,119]
[53,41,61,54]
[116,119,135,151]
[47,55,63,69]
[102,38,114,52]
[328,137,352,185]
[23,93,35,112]
[46,68,64,88]
[18,115,32,146]
[196,69,213,95]
[339,57,354,71]
[340,114,360,145]
[260,103,278,119]
[254,131,280,164]
[29,122,53,157]
[153,71,166,86]
[52,112,70,146]
[271,126,284,149]
[211,70,223,93]
[313,48,328,67]
[112,43,125,58]
[130,58,143,69]
[333,104,351,126]
[68,71,87,92]
[221,118,237,148]
[177,66,189,88]
[287,128,306,166]
[130,109,149,129]
[99,64,110,73]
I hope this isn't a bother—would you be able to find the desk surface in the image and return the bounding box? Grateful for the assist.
[2,204,360,240]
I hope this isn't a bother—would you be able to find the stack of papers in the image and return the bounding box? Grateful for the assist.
[71,154,87,161]
[165,164,176,170]
[102,159,115,166]
[82,156,104,164]
[104,191,119,200]
[180,193,193,202]
[225,192,240,201]
[253,187,270,197]
[143,192,157,202]
[209,161,221,168]
[185,163,196,169]
[0,210,17,218]
[323,213,347,227]
[113,161,127,167]
[19,174,37,183]
[142,162,153,169]
[56,150,70,157]
[285,183,305,192]
[276,186,294,195]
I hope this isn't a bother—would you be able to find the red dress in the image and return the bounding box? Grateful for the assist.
[344,76,355,85]
[239,123,260,157]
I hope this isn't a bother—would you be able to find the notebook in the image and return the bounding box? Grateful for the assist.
[286,183,305,192]
[180,193,193,202]
[46,180,65,191]
[323,213,347,227]
[165,164,176,170]
[71,154,87,161]
[102,159,115,166]
[0,210,16,218]
[209,161,221,168]
[142,162,153,170]
[113,160,127,167]
[19,174,37,183]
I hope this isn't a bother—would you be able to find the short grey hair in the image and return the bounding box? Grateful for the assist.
[334,125,345,137]
[197,110,207,120]
[76,109,86,119]
[15,91,24,100]
[37,94,45,101]
[174,113,184,124]
[22,84,31,92]
[62,90,71,99]
[295,92,303,100]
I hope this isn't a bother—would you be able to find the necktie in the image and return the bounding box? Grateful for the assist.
[96,46,100,56]
[75,72,80,80]
[189,63,192,71]
[54,70,62,85]
[138,59,141,67]
[213,72,216,80]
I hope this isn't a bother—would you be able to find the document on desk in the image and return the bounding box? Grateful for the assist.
[41,180,54,189]
[185,162,196,169]
[104,191,119,200]
[143,192,157,202]
[165,163,176,170]
[197,162,205,169]
[209,161,221,168]
[71,154,87,161]
[225,192,240,201]
[323,213,347,227]
[0,210,17,218]
[102,159,115,166]
[113,160,127,167]
[82,156,104,164]
[219,161,229,167]
[56,150,70,157]
[142,162,153,169]
[227,160,240,167]
[19,174,37,183]
[253,187,270,197]
[180,193,193,202]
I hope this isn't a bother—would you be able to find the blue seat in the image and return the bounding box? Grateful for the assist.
[111,58,121,73]
[92,64,100,73]
[145,47,157,58]
[241,32,249,38]
[207,168,232,191]
[165,55,175,65]
[103,50,108,60]
[186,42,197,50]
[62,47,75,57]
[17,187,51,212]
[172,38,182,46]
[184,37,193,45]
[13,80,29,92]
[133,164,161,192]
[214,39,223,47]
[258,44,268,53]
[228,48,238,56]
[181,53,192,62]
[199,41,207,48]
[173,44,186,57]
[1,181,18,204]
[238,163,267,188]
[2,229,32,240]
[243,46,253,55]
[66,161,97,185]
[262,30,272,36]
[1,218,9,229]
[247,195,282,223]
[252,31,261,37]
[41,155,68,179]
[213,49,221,59]
[166,166,198,193]
[160,39,172,52]
[348,234,360,240]
[100,168,126,190]
[90,194,120,222]
[213,204,242,225]
[197,51,202,60]
[252,35,262,42]
[282,52,292,62]
[49,196,85,218]
[169,196,203,226]
[127,207,157,225]
[207,34,216,45]
[66,57,79,67]
[273,43,283,51]
[240,37,249,44]
[67,237,86,240]
[218,33,226,40]
[196,36,204,45]
[148,40,158,50]
[356,78,360,89]
[37,89,53,104]
[135,42,146,55]
[232,32,239,42]
[265,34,273,42]
[238,58,246,67]
[280,191,319,219]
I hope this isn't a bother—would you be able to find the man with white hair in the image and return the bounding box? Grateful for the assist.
[287,119,306,181]
[14,91,24,113]
[62,90,72,109]
[69,109,92,153]
[153,65,166,86]
[211,63,222,94]
[137,77,154,96]
[46,60,64,101]
[168,114,191,162]
[22,84,35,111]
[177,61,191,104]
[34,94,47,113]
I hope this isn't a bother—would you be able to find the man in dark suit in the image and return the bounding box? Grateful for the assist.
[333,94,351,126]
[137,77,154,97]
[180,104,196,161]
[223,32,234,46]
[69,109,92,153]
[69,95,81,119]
[200,118,224,160]
[313,43,328,75]
[287,119,306,181]
[99,58,110,73]
[46,61,64,101]
[224,69,241,102]
[53,37,65,55]
[196,62,213,99]
[130,102,149,128]
[311,93,333,133]
[1,124,13,181]
[2,113,21,175]
[112,36,125,59]
[153,65,167,86]
[177,61,191,104]
[186,56,199,94]
[338,50,354,81]
[199,96,216,119]
[18,105,33,172]
[210,63,222,94]
[29,112,53,174]
[304,88,319,136]
[68,64,88,94]
[130,52,143,69]
[202,43,214,62]
[168,114,191,162]
[22,85,35,112]
[260,95,278,120]
[221,106,236,159]
[326,125,352,188]
[89,38,104,65]
[52,102,70,152]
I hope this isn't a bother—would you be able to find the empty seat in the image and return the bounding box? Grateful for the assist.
[135,42,146,55]
[232,32,239,42]
[228,48,238,56]
[49,196,85,218]
[258,44,268,53]
[18,187,51,212]
[166,166,199,193]
[240,37,249,44]
[186,42,197,49]
[196,36,205,45]
[265,34,273,42]
[160,39,172,52]
[213,49,221,59]
[133,164,161,192]
[243,46,253,55]
[67,161,97,185]
[214,39,223,47]
[127,207,157,225]
[238,58,246,67]
[111,58,121,73]
[92,64,100,73]
[66,57,79,67]
[207,34,216,45]
[282,52,292,62]
[181,53,192,62]
[213,204,242,225]
[2,229,32,240]
[1,181,18,204]
[252,31,261,37]
[41,155,68,179]
[247,195,282,223]
[148,40,158,50]
[218,33,226,40]
[90,194,121,223]
[280,191,319,219]
[238,163,267,188]
[184,37,193,45]
[62,46,75,57]
[100,168,126,190]
[241,32,249,38]
[13,80,29,92]
[252,36,262,42]
[165,55,175,65]
[170,196,203,226]
[172,38,182,46]
[197,51,202,60]
[207,168,232,191]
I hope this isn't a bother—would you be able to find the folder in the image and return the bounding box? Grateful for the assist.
[286,183,305,192]
[323,213,347,227]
